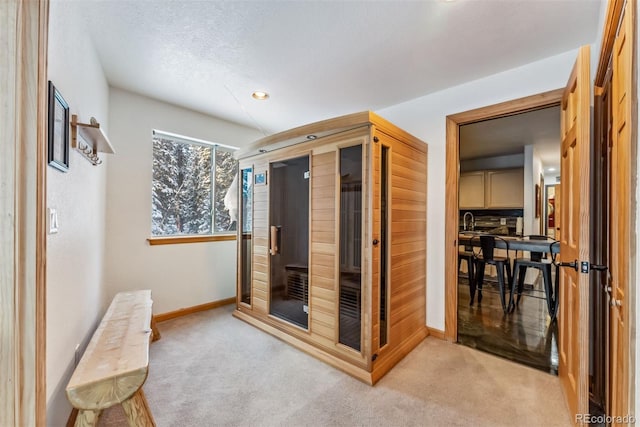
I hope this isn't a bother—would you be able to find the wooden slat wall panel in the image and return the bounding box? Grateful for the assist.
[252,160,270,314]
[310,152,337,342]
[383,131,427,350]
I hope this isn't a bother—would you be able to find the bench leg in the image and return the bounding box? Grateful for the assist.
[150,317,161,342]
[122,389,156,427]
[75,409,102,427]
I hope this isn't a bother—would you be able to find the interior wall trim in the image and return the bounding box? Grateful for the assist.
[426,327,445,340]
[153,297,236,323]
[0,0,49,424]
[444,88,563,342]
[596,0,625,86]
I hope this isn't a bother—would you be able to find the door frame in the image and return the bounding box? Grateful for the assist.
[444,88,564,342]
[0,0,49,424]
[594,0,638,419]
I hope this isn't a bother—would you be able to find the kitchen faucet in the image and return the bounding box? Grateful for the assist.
[463,211,475,231]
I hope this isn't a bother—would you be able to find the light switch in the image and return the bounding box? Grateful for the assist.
[48,208,58,234]
[500,218,507,225]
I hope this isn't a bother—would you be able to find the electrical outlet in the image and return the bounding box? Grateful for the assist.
[500,218,507,225]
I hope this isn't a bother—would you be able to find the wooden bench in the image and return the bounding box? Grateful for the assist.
[66,290,160,427]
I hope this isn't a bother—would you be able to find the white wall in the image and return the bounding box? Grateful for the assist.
[523,145,544,236]
[46,1,110,425]
[378,48,584,330]
[105,89,263,314]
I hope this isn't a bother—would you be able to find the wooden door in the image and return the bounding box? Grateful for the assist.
[609,0,632,420]
[554,184,561,240]
[558,45,590,419]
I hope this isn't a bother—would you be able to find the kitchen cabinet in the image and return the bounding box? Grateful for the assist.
[234,111,428,385]
[459,171,485,209]
[459,168,524,209]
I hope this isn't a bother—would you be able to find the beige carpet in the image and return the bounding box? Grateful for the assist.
[100,304,571,426]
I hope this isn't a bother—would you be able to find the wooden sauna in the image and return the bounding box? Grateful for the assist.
[234,111,427,384]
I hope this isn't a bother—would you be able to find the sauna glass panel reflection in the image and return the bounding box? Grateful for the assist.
[269,156,310,329]
[380,146,389,347]
[240,168,252,305]
[339,145,362,351]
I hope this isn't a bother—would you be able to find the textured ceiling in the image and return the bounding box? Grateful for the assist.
[76,0,603,135]
[460,105,561,170]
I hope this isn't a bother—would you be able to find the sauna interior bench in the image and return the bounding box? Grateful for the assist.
[65,290,160,427]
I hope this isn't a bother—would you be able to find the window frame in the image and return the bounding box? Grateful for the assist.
[149,129,239,243]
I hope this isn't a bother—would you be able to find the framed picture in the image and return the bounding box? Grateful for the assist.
[535,183,541,218]
[48,81,70,172]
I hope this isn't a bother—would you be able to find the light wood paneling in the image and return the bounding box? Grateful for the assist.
[0,0,49,424]
[251,159,270,314]
[310,151,337,342]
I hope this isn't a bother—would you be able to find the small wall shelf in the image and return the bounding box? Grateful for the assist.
[71,114,115,166]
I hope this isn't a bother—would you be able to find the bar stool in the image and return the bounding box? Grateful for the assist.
[472,235,512,312]
[458,246,475,305]
[509,236,557,318]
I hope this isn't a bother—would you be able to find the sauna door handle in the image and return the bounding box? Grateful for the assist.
[270,225,281,255]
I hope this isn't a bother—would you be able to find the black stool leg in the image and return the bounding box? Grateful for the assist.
[496,262,507,313]
[509,261,521,312]
[516,266,527,306]
[466,258,476,306]
[542,264,554,318]
[474,261,485,304]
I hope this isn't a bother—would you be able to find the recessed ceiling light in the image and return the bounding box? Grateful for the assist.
[548,167,556,172]
[252,91,269,100]
[306,135,317,140]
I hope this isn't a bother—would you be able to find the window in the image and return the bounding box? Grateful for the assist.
[151,130,238,236]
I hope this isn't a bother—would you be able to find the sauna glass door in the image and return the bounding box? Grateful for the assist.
[339,145,362,351]
[239,167,252,306]
[269,156,310,329]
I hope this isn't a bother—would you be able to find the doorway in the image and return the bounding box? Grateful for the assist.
[456,105,561,374]
[269,155,310,329]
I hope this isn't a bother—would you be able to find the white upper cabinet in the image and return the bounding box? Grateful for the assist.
[459,168,524,209]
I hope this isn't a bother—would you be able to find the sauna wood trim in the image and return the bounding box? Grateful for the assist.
[444,89,563,342]
[236,111,425,160]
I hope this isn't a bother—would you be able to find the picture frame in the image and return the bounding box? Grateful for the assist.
[535,183,541,218]
[48,81,70,172]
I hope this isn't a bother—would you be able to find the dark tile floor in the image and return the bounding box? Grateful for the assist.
[457,275,559,375]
